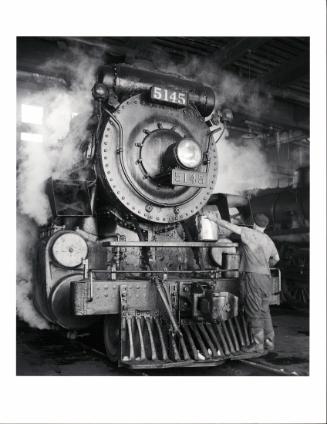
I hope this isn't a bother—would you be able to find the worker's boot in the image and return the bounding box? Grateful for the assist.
[264,332,275,352]
[242,328,265,353]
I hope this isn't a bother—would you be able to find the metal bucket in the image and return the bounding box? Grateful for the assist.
[197,215,218,241]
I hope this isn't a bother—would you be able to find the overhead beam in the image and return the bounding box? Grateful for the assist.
[269,86,309,106]
[234,98,309,131]
[215,37,268,67]
[259,52,309,85]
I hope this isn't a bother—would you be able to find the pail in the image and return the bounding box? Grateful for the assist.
[197,215,218,241]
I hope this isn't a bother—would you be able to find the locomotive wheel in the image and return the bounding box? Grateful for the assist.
[103,315,120,363]
[282,279,309,310]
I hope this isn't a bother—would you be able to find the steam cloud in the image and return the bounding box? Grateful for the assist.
[17,48,102,328]
[215,133,274,194]
[17,42,276,329]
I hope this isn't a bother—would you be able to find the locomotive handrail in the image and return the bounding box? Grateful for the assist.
[84,268,278,275]
[84,269,239,274]
[100,240,238,248]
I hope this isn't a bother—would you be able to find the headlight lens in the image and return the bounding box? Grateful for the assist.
[52,232,88,268]
[176,138,202,169]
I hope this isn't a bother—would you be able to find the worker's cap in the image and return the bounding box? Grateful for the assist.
[253,213,269,228]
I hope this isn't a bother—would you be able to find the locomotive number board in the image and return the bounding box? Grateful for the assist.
[150,86,188,106]
[172,169,208,188]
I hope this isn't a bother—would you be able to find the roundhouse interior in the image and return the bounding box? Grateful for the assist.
[16,36,309,376]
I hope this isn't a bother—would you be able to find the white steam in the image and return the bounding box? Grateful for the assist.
[17,49,102,328]
[215,134,274,194]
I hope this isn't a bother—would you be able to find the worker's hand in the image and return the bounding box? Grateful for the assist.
[203,212,221,224]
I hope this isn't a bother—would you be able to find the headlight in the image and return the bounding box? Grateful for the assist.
[176,138,202,169]
[52,232,88,268]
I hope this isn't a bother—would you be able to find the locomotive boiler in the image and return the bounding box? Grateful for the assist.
[34,64,280,369]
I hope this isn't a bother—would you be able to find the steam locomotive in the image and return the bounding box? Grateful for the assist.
[34,65,280,369]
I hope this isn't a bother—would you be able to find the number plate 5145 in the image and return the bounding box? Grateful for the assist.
[151,86,188,106]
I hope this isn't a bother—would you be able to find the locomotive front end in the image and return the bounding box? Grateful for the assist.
[35,64,279,369]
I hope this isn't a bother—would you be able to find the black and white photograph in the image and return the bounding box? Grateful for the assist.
[16,35,310,377]
[1,0,326,423]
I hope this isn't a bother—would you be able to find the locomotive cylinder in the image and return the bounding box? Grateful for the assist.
[98,64,216,117]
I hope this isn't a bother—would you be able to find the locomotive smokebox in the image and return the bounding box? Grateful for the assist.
[98,64,216,117]
[96,64,219,224]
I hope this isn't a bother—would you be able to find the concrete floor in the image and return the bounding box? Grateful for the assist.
[16,306,309,376]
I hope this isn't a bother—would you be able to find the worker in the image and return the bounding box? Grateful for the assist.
[204,212,280,354]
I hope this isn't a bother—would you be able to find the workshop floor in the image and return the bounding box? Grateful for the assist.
[16,306,309,376]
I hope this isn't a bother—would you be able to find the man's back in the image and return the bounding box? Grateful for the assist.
[239,227,278,276]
